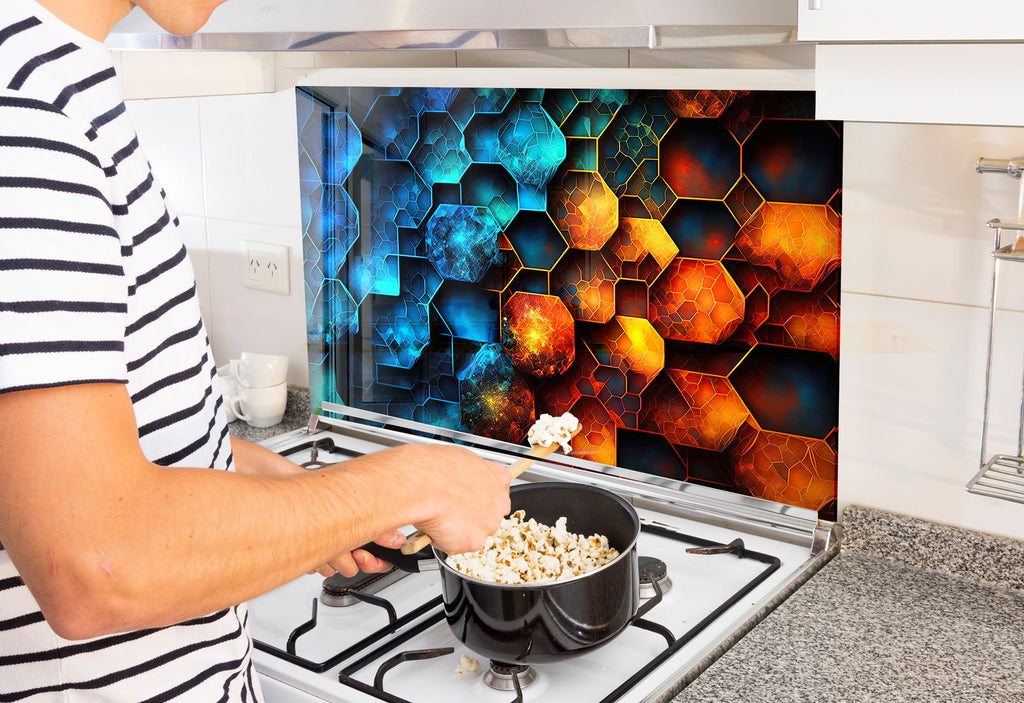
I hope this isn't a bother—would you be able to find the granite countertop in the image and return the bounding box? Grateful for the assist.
[672,505,1024,702]
[227,385,311,443]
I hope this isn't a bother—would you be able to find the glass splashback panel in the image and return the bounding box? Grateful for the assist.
[296,87,841,519]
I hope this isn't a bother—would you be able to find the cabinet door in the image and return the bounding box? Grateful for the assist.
[814,43,1024,126]
[799,0,1024,42]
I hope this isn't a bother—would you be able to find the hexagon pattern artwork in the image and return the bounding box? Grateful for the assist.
[501,292,576,378]
[649,258,746,345]
[298,87,841,519]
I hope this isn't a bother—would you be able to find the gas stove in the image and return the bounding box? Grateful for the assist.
[247,406,837,703]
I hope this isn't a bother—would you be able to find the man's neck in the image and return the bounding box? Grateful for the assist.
[34,0,134,41]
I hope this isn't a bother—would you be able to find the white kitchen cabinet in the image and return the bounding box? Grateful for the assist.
[814,43,1024,126]
[798,0,1024,42]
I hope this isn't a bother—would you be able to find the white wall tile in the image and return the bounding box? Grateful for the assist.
[120,52,275,100]
[198,90,303,229]
[205,219,308,386]
[838,292,1024,540]
[124,97,205,217]
[842,121,1024,310]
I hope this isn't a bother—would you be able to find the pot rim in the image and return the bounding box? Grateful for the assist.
[434,481,640,589]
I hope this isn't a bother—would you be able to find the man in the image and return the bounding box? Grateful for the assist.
[0,0,513,699]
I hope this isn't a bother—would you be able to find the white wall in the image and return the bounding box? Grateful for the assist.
[840,122,1024,540]
[125,91,309,386]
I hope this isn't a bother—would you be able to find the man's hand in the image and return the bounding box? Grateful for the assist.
[395,444,512,556]
[312,529,406,578]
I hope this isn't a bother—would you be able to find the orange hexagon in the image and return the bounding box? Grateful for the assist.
[783,308,839,358]
[642,369,749,452]
[568,396,617,466]
[728,424,837,513]
[589,316,665,394]
[551,249,618,324]
[548,170,619,250]
[649,258,745,344]
[501,292,575,377]
[665,90,749,119]
[603,217,679,284]
[735,202,840,292]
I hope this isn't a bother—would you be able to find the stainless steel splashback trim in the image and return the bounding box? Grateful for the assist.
[315,402,834,552]
[106,25,796,52]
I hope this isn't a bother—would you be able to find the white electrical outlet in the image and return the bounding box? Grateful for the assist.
[242,241,290,294]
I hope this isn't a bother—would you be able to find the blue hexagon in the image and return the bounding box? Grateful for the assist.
[400,255,443,304]
[328,112,363,184]
[464,112,502,164]
[410,112,472,186]
[323,278,359,335]
[504,210,566,271]
[561,89,628,137]
[541,89,581,128]
[301,183,359,296]
[433,280,499,344]
[401,87,458,115]
[323,187,360,276]
[458,342,535,440]
[370,159,431,230]
[297,147,322,185]
[297,94,328,182]
[496,101,566,188]
[460,162,519,230]
[414,399,461,430]
[450,88,516,130]
[348,252,399,304]
[362,95,419,160]
[423,334,459,402]
[425,204,500,283]
[372,293,431,369]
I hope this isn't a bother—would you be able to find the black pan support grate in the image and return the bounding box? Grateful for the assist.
[253,524,781,703]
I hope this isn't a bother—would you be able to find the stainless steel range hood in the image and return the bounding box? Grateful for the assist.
[106,0,797,52]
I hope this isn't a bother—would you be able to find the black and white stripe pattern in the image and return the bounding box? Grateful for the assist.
[0,0,258,699]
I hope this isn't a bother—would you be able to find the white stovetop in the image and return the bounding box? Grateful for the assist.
[248,423,829,703]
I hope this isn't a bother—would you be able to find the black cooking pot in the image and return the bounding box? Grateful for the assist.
[364,482,655,664]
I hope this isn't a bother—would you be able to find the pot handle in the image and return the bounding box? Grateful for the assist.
[359,542,438,573]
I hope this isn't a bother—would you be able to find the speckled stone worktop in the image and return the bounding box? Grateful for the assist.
[672,505,1024,702]
[227,385,310,444]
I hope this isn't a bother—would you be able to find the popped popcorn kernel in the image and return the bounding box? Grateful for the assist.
[526,412,580,454]
[445,510,618,584]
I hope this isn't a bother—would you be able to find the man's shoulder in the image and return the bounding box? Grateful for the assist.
[0,87,107,177]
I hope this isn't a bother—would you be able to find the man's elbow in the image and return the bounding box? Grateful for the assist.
[31,553,145,640]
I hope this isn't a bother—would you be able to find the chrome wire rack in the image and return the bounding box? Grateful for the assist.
[968,454,1024,505]
[969,161,1024,505]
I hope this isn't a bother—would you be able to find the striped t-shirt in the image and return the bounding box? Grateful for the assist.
[0,0,262,700]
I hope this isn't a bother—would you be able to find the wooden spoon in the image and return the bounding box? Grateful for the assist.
[399,429,580,555]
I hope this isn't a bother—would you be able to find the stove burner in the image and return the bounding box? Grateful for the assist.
[638,555,673,599]
[483,661,538,691]
[301,440,337,470]
[320,568,407,607]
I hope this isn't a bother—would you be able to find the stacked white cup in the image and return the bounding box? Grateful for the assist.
[221,352,289,428]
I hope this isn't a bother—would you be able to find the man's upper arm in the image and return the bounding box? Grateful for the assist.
[0,93,128,394]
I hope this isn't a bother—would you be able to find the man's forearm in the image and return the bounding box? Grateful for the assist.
[0,383,510,640]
